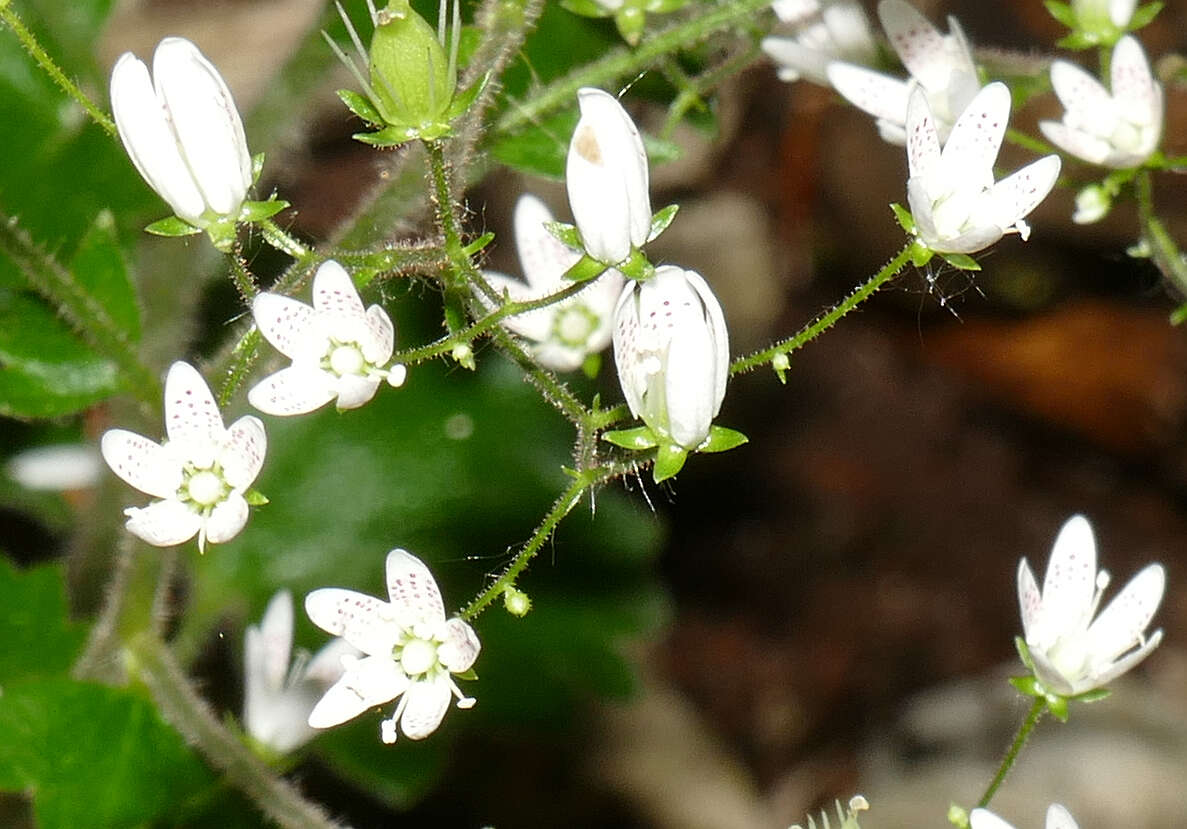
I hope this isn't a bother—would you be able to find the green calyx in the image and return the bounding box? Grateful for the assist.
[369,1,455,131]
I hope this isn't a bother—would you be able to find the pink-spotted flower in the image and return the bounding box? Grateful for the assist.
[1039,35,1163,169]
[481,194,624,372]
[905,83,1061,255]
[1017,515,1165,700]
[249,260,405,416]
[827,0,980,144]
[244,590,356,755]
[101,362,266,552]
[305,549,480,744]
[970,805,1079,829]
[762,0,878,85]
[566,88,653,265]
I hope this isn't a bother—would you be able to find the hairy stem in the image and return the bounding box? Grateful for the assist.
[976,696,1045,808]
[1135,169,1187,301]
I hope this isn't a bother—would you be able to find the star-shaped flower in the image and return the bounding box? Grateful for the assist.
[1017,514,1165,697]
[244,590,356,755]
[481,194,624,372]
[305,549,480,743]
[905,82,1061,254]
[101,361,266,552]
[1039,35,1163,169]
[249,260,405,416]
[762,0,878,85]
[827,0,980,144]
[970,805,1079,829]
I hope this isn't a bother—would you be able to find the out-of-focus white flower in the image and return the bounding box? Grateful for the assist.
[305,549,480,744]
[827,0,980,144]
[244,590,356,754]
[566,87,652,265]
[1039,35,1163,169]
[613,265,729,450]
[249,260,405,416]
[1072,183,1112,224]
[970,804,1079,829]
[101,362,266,552]
[1075,0,1136,29]
[6,445,101,491]
[110,37,252,228]
[481,194,624,372]
[763,0,878,85]
[905,83,1061,254]
[1018,514,1165,697]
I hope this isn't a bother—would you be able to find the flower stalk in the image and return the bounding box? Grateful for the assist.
[975,696,1045,808]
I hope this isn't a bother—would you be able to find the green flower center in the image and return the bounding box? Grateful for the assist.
[552,304,598,348]
[180,465,229,510]
[398,637,438,676]
[328,342,367,377]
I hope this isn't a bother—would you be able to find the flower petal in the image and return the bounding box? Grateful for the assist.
[985,155,1061,232]
[220,415,266,489]
[305,588,400,656]
[826,63,911,130]
[252,292,320,362]
[1016,557,1042,641]
[152,38,251,217]
[612,282,647,419]
[927,226,1003,255]
[1038,120,1112,166]
[905,86,941,182]
[514,194,580,291]
[124,499,202,547]
[334,374,382,411]
[164,361,225,448]
[1040,514,1098,634]
[101,429,182,499]
[308,655,408,729]
[1046,804,1079,829]
[204,491,249,545]
[303,638,358,685]
[939,82,1009,190]
[361,304,395,365]
[248,366,338,416]
[1049,60,1112,126]
[247,590,294,692]
[385,549,446,626]
[1086,627,1163,690]
[438,617,481,673]
[879,0,957,91]
[481,271,555,342]
[1086,563,1165,664]
[968,809,1017,829]
[398,678,451,740]
[312,259,366,321]
[1110,36,1159,127]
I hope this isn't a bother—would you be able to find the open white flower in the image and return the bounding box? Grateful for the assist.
[970,805,1079,829]
[763,0,878,85]
[305,549,480,744]
[613,265,729,450]
[101,362,265,552]
[481,194,624,372]
[1018,514,1165,697]
[249,260,405,416]
[1039,35,1163,169]
[566,87,652,265]
[244,590,356,754]
[827,0,980,144]
[906,82,1061,254]
[110,37,252,228]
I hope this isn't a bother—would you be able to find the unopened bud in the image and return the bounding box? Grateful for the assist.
[503,586,532,617]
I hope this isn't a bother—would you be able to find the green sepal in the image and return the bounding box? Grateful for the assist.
[1169,301,1187,326]
[1128,1,1163,29]
[144,216,201,238]
[1056,31,1096,49]
[603,426,660,451]
[908,239,934,267]
[338,89,385,126]
[648,204,679,242]
[614,6,646,45]
[238,199,289,223]
[463,231,496,257]
[561,0,612,17]
[1009,674,1042,698]
[244,489,269,506]
[445,72,490,121]
[940,252,981,271]
[653,443,688,482]
[352,124,424,147]
[563,254,608,283]
[1014,635,1036,671]
[890,202,916,235]
[545,220,584,251]
[1072,687,1111,704]
[204,219,238,253]
[1046,693,1069,722]
[453,667,478,681]
[1042,0,1076,28]
[617,248,655,281]
[251,152,266,185]
[581,352,602,379]
[697,425,748,453]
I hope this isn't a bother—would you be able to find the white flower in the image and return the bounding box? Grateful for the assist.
[1072,184,1111,224]
[970,804,1079,829]
[110,37,252,227]
[249,260,405,416]
[827,0,980,144]
[763,0,878,85]
[1017,514,1165,697]
[305,549,480,744]
[481,194,624,372]
[566,87,652,265]
[1039,35,1163,169]
[6,444,101,491]
[905,82,1061,254]
[101,362,266,552]
[244,590,356,754]
[612,265,729,450]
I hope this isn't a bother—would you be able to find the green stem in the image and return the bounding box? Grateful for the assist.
[731,242,916,375]
[229,249,259,302]
[128,632,347,829]
[0,211,161,405]
[0,2,117,137]
[1004,127,1059,157]
[495,0,773,135]
[976,697,1045,808]
[1135,169,1187,300]
[660,39,762,139]
[258,218,313,262]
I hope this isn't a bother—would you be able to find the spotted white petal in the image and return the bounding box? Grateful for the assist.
[827,62,911,127]
[939,82,1009,190]
[1049,59,1113,126]
[1039,514,1097,636]
[362,305,395,365]
[152,37,251,218]
[124,499,203,546]
[984,155,1061,234]
[438,618,481,673]
[219,415,266,490]
[1086,563,1165,663]
[252,293,321,362]
[308,654,409,728]
[1038,120,1112,165]
[312,260,366,324]
[1017,558,1043,641]
[1110,35,1159,127]
[1088,627,1163,689]
[334,374,382,411]
[164,362,225,449]
[879,0,966,91]
[385,549,445,626]
[205,492,250,545]
[305,588,400,656]
[1046,804,1079,829]
[398,678,452,740]
[514,194,580,292]
[101,429,183,499]
[248,366,338,416]
[905,86,942,183]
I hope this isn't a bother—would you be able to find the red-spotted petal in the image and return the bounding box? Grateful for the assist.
[220,415,266,489]
[305,588,400,656]
[385,549,445,625]
[398,678,451,740]
[101,429,182,499]
[124,499,202,546]
[308,655,408,728]
[164,362,225,448]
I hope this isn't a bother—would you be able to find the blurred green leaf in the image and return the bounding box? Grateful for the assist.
[69,210,140,338]
[0,558,86,681]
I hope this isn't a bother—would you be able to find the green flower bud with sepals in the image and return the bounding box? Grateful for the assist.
[368,1,455,131]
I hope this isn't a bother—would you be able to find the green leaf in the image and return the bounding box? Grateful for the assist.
[1128,0,1164,28]
[563,254,609,283]
[653,443,688,482]
[647,204,679,242]
[697,425,748,453]
[69,211,140,340]
[545,220,584,251]
[603,426,660,450]
[337,88,384,126]
[490,109,579,180]
[1043,0,1076,28]
[890,202,917,235]
[238,199,290,224]
[940,252,982,271]
[0,678,214,829]
[0,559,86,681]
[144,216,201,238]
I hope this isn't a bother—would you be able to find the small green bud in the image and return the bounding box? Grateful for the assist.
[369,1,455,130]
[451,343,475,370]
[771,352,789,384]
[503,586,532,617]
